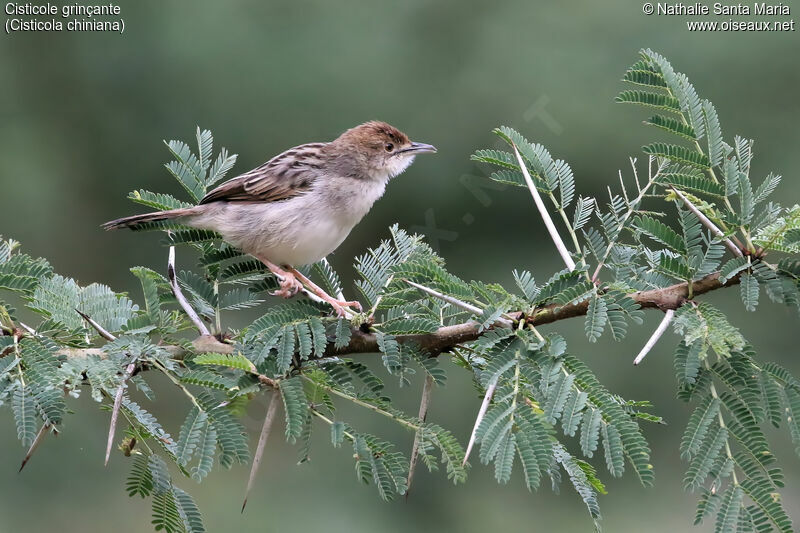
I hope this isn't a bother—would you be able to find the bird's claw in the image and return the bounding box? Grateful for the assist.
[328,299,362,318]
[270,272,303,299]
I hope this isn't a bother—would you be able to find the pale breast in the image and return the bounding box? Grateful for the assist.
[189,177,387,266]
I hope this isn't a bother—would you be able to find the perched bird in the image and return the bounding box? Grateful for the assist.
[103,121,437,316]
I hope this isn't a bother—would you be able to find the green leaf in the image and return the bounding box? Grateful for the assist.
[714,484,744,533]
[334,318,352,350]
[470,149,517,170]
[145,454,172,496]
[740,272,759,312]
[543,372,574,424]
[193,353,254,373]
[754,173,781,204]
[634,215,686,254]
[126,453,154,498]
[561,390,588,437]
[657,171,726,198]
[122,398,177,455]
[331,421,345,448]
[623,67,666,88]
[572,196,595,231]
[131,267,164,323]
[31,275,137,334]
[616,90,681,113]
[553,443,601,520]
[657,253,691,281]
[172,486,206,533]
[680,396,720,459]
[683,426,726,491]
[580,408,602,458]
[601,422,625,477]
[163,229,220,246]
[207,148,238,188]
[643,143,710,169]
[164,139,204,202]
[12,385,37,447]
[176,407,208,467]
[151,489,183,533]
[128,190,193,211]
[785,387,800,458]
[584,293,607,343]
[375,332,402,375]
[219,287,263,311]
[493,432,516,484]
[719,257,749,284]
[279,377,308,443]
[189,421,217,483]
[694,488,720,526]
[0,253,52,295]
[196,392,249,468]
[645,114,697,140]
[702,100,724,167]
[740,476,793,533]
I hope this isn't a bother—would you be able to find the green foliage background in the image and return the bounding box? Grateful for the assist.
[1,1,799,532]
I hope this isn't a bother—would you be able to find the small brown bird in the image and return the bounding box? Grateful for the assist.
[103,121,437,316]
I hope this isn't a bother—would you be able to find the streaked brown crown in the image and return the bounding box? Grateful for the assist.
[333,121,410,151]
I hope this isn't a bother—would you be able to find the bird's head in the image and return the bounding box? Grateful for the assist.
[331,121,437,181]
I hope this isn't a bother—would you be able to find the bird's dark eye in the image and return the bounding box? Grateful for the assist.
[384,143,394,152]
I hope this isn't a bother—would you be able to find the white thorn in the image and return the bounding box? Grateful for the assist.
[463,381,497,466]
[512,143,576,272]
[633,309,675,365]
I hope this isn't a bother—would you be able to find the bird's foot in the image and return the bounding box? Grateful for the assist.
[270,270,304,299]
[287,267,363,317]
[322,297,362,318]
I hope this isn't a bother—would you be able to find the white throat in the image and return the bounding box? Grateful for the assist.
[385,154,416,180]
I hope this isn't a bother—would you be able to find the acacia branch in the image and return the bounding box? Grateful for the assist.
[52,271,739,362]
[325,270,740,357]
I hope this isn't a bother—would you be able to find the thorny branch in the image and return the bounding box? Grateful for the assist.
[46,269,740,363]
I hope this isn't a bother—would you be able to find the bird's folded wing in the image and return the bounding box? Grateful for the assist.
[200,142,327,204]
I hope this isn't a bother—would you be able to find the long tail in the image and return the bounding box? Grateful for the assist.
[102,207,199,231]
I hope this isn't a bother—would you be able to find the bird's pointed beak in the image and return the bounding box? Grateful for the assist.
[398,142,437,155]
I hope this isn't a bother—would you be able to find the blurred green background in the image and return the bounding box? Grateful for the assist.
[1,1,799,531]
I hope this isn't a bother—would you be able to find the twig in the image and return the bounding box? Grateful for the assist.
[303,375,419,431]
[19,422,53,472]
[633,309,675,365]
[168,246,211,336]
[309,408,356,441]
[670,187,742,257]
[406,374,434,499]
[512,143,576,271]
[592,157,667,281]
[76,309,116,342]
[462,381,497,466]
[152,358,201,408]
[242,389,280,513]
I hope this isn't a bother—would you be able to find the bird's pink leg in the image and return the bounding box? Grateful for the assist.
[288,268,362,317]
[258,258,304,299]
